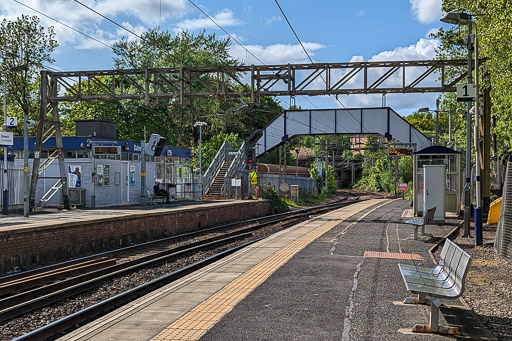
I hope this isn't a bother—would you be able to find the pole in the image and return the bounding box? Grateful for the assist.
[24,114,29,217]
[448,110,452,146]
[463,19,473,238]
[474,28,482,246]
[435,98,440,145]
[324,139,328,191]
[2,74,8,215]
[91,142,96,208]
[140,139,147,205]
[199,124,203,198]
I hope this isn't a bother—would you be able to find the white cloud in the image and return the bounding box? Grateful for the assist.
[0,0,187,48]
[426,28,440,37]
[369,37,439,61]
[173,8,242,33]
[265,15,281,25]
[331,37,441,114]
[410,0,442,24]
[230,42,326,65]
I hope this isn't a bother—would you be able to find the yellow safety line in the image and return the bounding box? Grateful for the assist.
[151,199,391,341]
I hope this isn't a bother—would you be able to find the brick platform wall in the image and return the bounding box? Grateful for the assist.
[0,201,271,274]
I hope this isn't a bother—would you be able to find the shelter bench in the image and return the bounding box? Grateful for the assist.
[405,206,436,240]
[398,238,471,335]
[146,190,167,204]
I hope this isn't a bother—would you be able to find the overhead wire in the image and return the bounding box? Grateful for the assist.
[187,0,265,65]
[273,0,375,135]
[12,0,113,50]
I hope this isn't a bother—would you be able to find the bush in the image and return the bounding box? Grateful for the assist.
[259,185,288,213]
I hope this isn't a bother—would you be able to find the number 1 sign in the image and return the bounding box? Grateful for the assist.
[456,83,476,102]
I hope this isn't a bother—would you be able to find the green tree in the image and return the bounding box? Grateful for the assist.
[192,132,241,173]
[0,15,58,135]
[436,1,512,154]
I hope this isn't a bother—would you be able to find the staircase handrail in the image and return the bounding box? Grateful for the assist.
[203,141,230,194]
[222,142,246,197]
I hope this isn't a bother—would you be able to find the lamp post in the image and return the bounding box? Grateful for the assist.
[441,10,474,238]
[418,106,452,146]
[194,121,207,197]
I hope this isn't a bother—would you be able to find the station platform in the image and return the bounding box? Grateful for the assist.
[59,198,495,341]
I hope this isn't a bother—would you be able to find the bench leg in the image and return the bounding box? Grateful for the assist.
[414,226,418,240]
[403,294,429,305]
[412,297,460,335]
[421,225,425,235]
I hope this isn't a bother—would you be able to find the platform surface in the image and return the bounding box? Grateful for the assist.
[0,200,238,234]
[59,199,493,341]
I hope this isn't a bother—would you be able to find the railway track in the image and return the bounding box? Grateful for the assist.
[2,191,364,340]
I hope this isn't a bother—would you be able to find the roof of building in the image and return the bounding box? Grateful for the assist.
[10,136,192,158]
[413,145,460,154]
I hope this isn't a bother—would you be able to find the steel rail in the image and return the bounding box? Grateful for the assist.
[13,240,261,341]
[2,193,361,323]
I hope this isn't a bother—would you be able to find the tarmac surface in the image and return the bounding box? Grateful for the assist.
[52,198,496,341]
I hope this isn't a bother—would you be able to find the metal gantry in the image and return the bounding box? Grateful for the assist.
[44,60,468,105]
[31,59,472,209]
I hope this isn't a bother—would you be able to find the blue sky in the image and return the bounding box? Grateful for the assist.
[1,0,452,115]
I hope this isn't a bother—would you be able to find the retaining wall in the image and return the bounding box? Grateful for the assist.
[0,201,271,274]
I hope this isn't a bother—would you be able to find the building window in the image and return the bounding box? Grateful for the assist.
[77,150,90,158]
[66,150,77,158]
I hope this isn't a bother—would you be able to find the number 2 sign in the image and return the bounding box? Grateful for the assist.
[6,117,18,129]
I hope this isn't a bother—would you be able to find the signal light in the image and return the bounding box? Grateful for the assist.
[246,147,256,165]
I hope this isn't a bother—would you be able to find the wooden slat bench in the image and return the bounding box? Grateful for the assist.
[398,238,471,334]
[405,206,436,240]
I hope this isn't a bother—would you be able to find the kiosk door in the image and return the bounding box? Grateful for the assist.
[423,165,445,223]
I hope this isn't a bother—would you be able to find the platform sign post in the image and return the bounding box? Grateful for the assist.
[399,183,408,199]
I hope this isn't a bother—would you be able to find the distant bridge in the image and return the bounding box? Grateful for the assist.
[254,107,431,156]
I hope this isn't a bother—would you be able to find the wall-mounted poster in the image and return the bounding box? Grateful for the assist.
[129,166,135,185]
[68,165,82,188]
[97,165,104,186]
[104,165,110,186]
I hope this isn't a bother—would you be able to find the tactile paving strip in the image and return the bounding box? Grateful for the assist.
[364,251,423,260]
[151,199,389,341]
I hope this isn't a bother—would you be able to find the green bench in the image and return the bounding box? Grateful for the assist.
[398,238,471,334]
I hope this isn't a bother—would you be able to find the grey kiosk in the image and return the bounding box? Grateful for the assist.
[413,146,461,221]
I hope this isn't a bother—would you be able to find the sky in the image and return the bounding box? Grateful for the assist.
[0,0,454,116]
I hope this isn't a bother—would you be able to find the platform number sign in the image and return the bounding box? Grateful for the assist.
[6,117,18,129]
[456,84,476,102]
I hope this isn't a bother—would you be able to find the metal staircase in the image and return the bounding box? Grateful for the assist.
[202,141,232,200]
[204,162,231,200]
[29,72,69,210]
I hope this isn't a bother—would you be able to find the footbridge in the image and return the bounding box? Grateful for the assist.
[254,107,431,156]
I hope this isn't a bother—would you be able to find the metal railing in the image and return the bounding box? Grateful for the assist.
[222,142,246,198]
[202,141,231,195]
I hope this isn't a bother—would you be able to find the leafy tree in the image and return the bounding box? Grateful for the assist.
[192,132,241,173]
[0,15,58,135]
[62,28,283,150]
[308,161,337,193]
[436,0,512,154]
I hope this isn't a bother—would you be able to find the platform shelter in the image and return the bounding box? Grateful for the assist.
[413,146,461,217]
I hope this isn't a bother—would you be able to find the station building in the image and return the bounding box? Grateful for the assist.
[2,120,194,210]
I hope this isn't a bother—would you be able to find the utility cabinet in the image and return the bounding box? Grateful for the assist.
[423,165,445,224]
